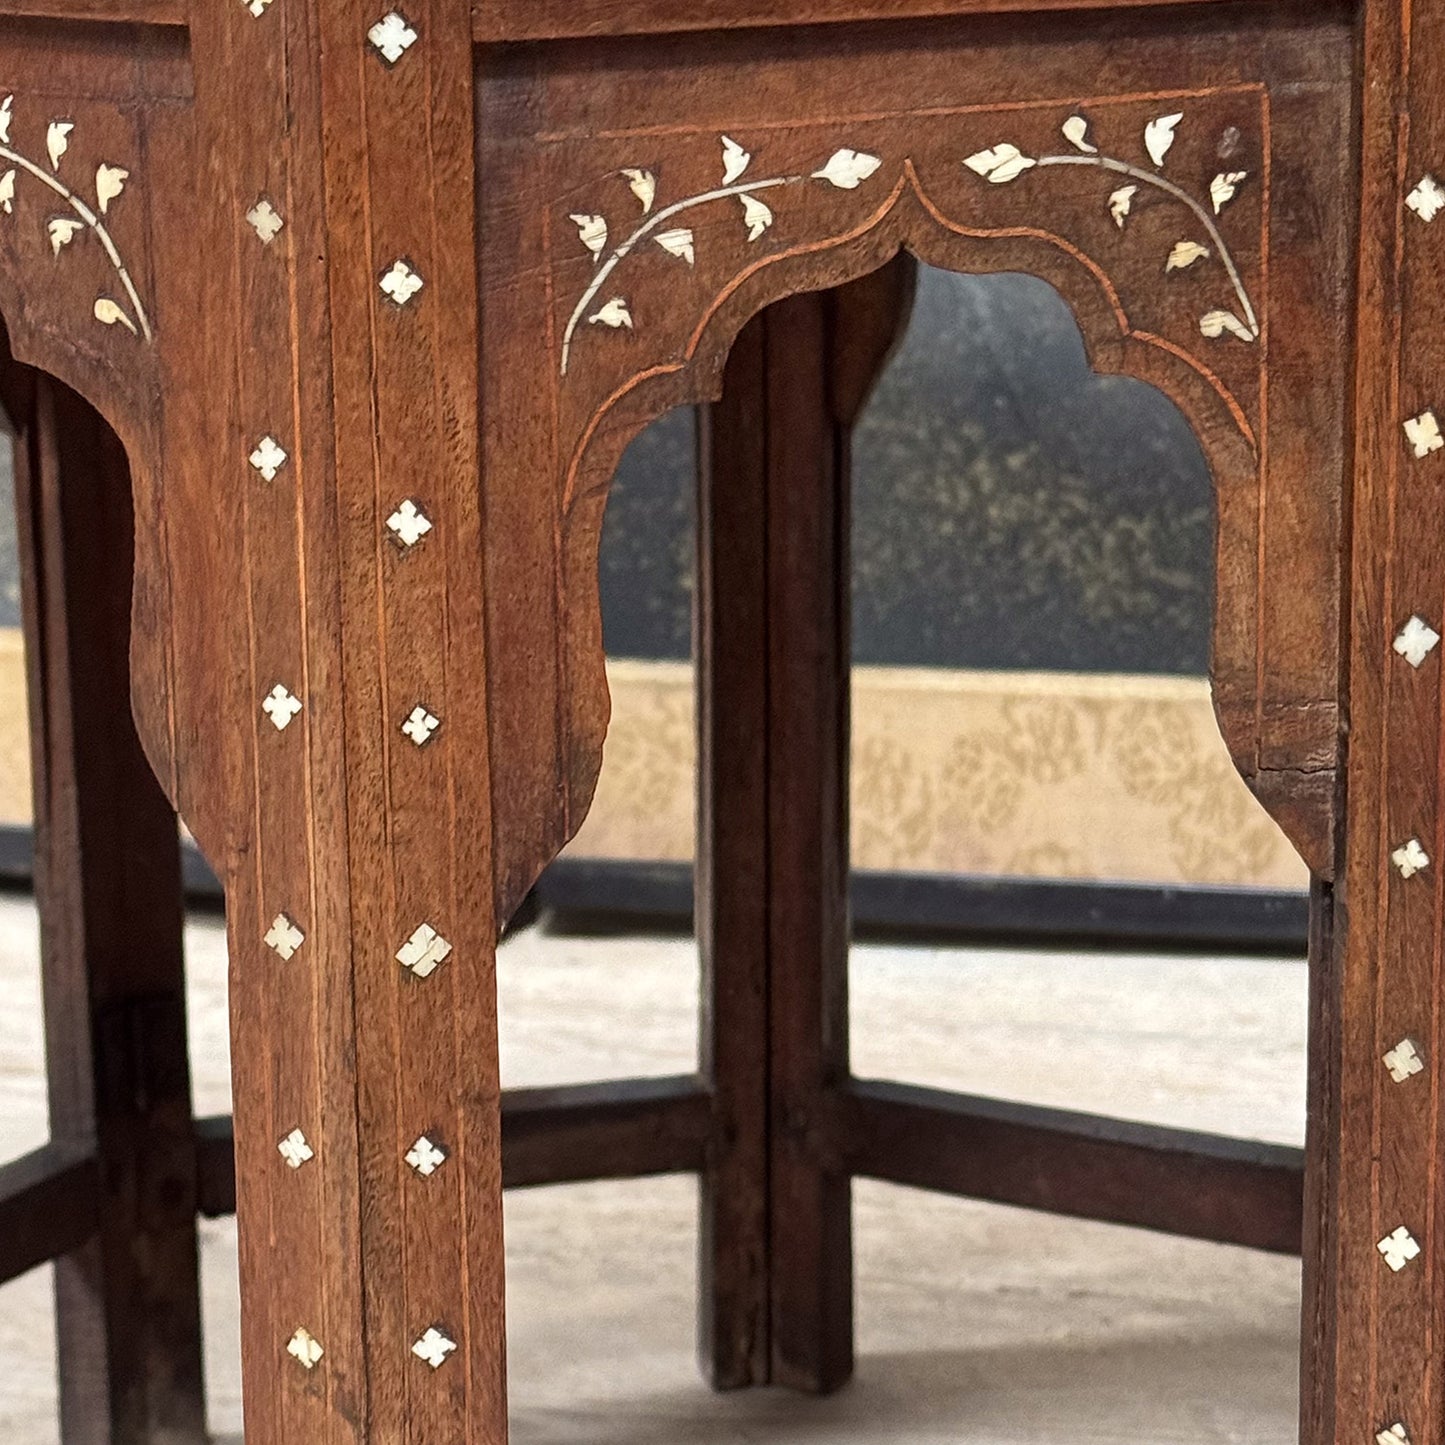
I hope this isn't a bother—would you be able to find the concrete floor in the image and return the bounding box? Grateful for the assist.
[0,897,1306,1443]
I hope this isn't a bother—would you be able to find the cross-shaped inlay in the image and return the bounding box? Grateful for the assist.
[1408,175,1445,223]
[264,912,306,960]
[397,923,452,979]
[1404,410,1444,458]
[380,260,424,306]
[1392,838,1430,879]
[1378,1226,1421,1273]
[1394,614,1441,668]
[1384,1038,1425,1085]
[386,498,433,548]
[411,1326,457,1370]
[368,10,418,63]
[277,1128,315,1169]
[287,1327,324,1370]
[249,435,288,482]
[262,684,303,731]
[402,705,440,747]
[1378,1425,1413,1445]
[245,197,285,244]
[405,1135,448,1177]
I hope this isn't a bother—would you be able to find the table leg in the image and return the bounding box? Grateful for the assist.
[699,260,913,1394]
[8,362,205,1444]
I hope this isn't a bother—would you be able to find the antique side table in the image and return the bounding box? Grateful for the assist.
[0,0,1429,1442]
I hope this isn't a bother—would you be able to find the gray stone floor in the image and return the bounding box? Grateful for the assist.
[0,899,1305,1443]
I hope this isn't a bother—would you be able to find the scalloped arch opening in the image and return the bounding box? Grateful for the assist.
[548,258,1306,921]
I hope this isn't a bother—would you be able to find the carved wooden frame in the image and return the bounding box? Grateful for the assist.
[0,0,1437,1443]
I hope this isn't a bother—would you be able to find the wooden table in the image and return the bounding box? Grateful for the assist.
[0,0,1431,1441]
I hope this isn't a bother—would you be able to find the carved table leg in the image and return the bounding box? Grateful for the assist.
[699,260,913,1394]
[175,0,508,1441]
[1308,4,1445,1440]
[8,364,205,1444]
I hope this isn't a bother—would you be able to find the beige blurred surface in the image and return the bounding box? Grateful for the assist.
[0,899,1305,1444]
[569,659,1310,889]
[0,638,1308,893]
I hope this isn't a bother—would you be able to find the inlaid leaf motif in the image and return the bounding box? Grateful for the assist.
[1108,184,1138,228]
[94,297,137,334]
[1062,115,1097,154]
[963,143,1036,184]
[569,212,608,259]
[95,163,128,214]
[740,193,773,241]
[621,167,655,213]
[721,135,751,185]
[1209,170,1247,214]
[46,120,73,171]
[812,148,882,189]
[1143,112,1182,168]
[0,97,152,342]
[588,296,632,329]
[1199,309,1255,342]
[1165,240,1209,272]
[47,216,82,254]
[653,227,695,264]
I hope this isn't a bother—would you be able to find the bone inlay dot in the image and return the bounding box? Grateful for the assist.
[264,912,305,960]
[386,498,433,548]
[1405,410,1444,458]
[249,435,288,482]
[1394,615,1442,668]
[405,1135,448,1176]
[412,1327,457,1369]
[368,10,418,63]
[278,1128,314,1169]
[397,923,452,979]
[1409,175,1445,222]
[262,684,302,731]
[1378,1226,1421,1272]
[287,1327,323,1369]
[1384,1038,1425,1084]
[243,0,274,16]
[1378,1425,1413,1445]
[1393,838,1431,879]
[380,259,424,306]
[402,705,440,747]
[245,197,284,244]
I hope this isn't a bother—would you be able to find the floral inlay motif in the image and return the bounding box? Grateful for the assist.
[0,94,153,341]
[964,111,1259,346]
[559,134,883,375]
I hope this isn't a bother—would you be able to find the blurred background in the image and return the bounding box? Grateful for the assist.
[0,266,1307,1444]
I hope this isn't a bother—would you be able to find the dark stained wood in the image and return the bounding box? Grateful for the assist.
[1299,875,1340,1445]
[500,1077,712,1186]
[0,1142,100,1285]
[472,0,1290,43]
[838,1080,1305,1254]
[697,261,911,1394]
[0,0,181,22]
[697,313,773,1390]
[12,367,205,1443]
[763,288,855,1395]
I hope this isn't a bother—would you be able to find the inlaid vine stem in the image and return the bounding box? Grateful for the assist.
[559,173,802,375]
[1034,152,1258,339]
[0,140,152,341]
